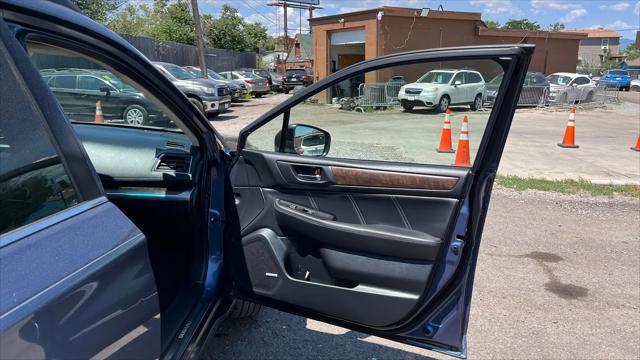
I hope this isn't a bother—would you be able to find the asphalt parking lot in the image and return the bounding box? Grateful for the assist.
[205,94,640,359]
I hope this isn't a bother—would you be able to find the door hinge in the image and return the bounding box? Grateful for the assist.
[209,210,225,224]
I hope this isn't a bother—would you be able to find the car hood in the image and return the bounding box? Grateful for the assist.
[402,82,443,90]
[173,78,219,88]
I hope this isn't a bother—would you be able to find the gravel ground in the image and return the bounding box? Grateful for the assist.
[203,188,640,360]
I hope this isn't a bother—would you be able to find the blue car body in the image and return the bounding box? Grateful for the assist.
[600,69,631,89]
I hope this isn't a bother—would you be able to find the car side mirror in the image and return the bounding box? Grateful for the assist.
[454,80,462,86]
[274,124,331,157]
[99,86,112,95]
[571,83,578,87]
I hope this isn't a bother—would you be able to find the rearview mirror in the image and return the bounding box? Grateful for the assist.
[454,80,462,86]
[274,124,331,157]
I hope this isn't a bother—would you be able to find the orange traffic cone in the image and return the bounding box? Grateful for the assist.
[437,108,455,153]
[631,134,640,152]
[454,115,471,167]
[94,100,104,123]
[557,108,578,148]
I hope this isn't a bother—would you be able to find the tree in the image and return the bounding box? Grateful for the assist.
[623,43,640,60]
[484,20,501,29]
[502,19,541,31]
[548,22,565,32]
[72,0,123,23]
[203,5,269,52]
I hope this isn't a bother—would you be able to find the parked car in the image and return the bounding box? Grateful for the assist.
[241,68,273,87]
[546,72,596,103]
[219,70,270,98]
[183,66,244,100]
[269,71,285,92]
[283,68,314,93]
[39,68,168,125]
[598,69,632,91]
[152,61,231,116]
[630,79,640,92]
[398,69,486,112]
[0,1,532,359]
[485,72,549,107]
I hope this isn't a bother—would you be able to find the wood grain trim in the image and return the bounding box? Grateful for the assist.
[329,166,458,190]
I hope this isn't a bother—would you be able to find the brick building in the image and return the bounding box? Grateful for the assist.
[308,7,586,82]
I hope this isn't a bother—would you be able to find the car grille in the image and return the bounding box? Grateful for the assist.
[217,86,229,96]
[404,88,422,95]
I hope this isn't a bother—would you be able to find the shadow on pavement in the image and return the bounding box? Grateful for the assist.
[202,308,438,359]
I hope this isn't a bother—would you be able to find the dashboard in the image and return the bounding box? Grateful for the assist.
[72,123,196,200]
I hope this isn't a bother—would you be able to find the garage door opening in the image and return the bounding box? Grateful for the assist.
[329,30,365,99]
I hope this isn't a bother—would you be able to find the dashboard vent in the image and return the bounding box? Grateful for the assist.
[156,154,190,173]
[165,140,186,149]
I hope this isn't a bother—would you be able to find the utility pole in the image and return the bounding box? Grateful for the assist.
[190,0,207,78]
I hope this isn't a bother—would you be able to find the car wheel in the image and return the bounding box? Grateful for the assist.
[284,88,290,94]
[624,86,631,92]
[631,86,640,92]
[254,93,263,98]
[402,104,414,111]
[470,94,483,111]
[123,104,148,126]
[230,300,262,319]
[436,95,449,113]
[189,97,204,114]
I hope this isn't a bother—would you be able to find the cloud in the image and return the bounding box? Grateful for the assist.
[469,0,522,15]
[530,0,579,11]
[635,1,640,15]
[599,2,630,11]
[559,7,587,22]
[607,20,631,29]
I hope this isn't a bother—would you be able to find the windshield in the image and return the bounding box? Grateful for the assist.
[239,71,259,78]
[162,64,194,80]
[609,70,628,76]
[489,74,504,85]
[254,70,270,78]
[286,69,306,76]
[417,71,454,84]
[546,74,573,86]
[207,69,225,80]
[185,67,201,77]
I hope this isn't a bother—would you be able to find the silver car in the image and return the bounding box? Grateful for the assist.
[219,70,270,98]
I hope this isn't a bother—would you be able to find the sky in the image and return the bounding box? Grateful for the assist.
[198,0,640,41]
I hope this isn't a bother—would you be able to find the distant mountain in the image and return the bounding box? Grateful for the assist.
[620,38,634,49]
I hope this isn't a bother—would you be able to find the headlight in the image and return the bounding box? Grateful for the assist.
[196,86,215,94]
[425,87,438,92]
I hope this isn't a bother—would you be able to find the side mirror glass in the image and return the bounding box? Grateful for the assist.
[99,86,112,95]
[454,80,462,86]
[274,124,331,157]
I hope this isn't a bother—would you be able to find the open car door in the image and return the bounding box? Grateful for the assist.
[228,45,533,358]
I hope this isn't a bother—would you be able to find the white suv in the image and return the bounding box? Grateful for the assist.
[398,69,486,112]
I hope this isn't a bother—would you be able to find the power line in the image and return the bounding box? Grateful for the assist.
[240,0,277,25]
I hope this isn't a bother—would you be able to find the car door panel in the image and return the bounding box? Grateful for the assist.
[229,45,532,357]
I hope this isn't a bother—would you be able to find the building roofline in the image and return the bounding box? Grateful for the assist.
[308,6,481,23]
[478,27,588,40]
[561,29,621,38]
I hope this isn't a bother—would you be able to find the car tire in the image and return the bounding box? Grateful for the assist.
[189,97,205,114]
[624,86,630,92]
[254,93,263,98]
[631,86,640,92]
[435,95,450,113]
[470,94,483,111]
[123,104,148,126]
[402,104,414,111]
[284,88,290,94]
[230,300,261,319]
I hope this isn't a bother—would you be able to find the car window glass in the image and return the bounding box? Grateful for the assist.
[77,76,107,91]
[231,73,239,80]
[452,72,465,84]
[52,75,76,89]
[246,59,505,167]
[0,44,79,235]
[27,41,184,132]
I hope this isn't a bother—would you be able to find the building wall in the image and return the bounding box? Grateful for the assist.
[577,37,620,66]
[310,15,378,81]
[310,14,582,83]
